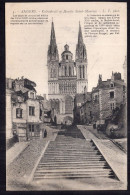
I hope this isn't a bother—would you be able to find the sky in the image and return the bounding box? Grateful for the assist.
[6,2,127,97]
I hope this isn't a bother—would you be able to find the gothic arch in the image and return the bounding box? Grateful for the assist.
[65,66,67,76]
[69,66,71,76]
[79,66,82,78]
[83,65,85,78]
[63,116,73,125]
[65,95,73,114]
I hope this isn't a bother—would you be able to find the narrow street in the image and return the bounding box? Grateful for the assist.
[6,125,127,190]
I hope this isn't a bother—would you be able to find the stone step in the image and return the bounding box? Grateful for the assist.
[56,137,85,139]
[35,169,111,174]
[38,161,106,166]
[48,143,93,147]
[47,145,95,148]
[55,139,86,141]
[55,137,86,143]
[34,172,113,178]
[44,151,98,154]
[42,158,103,162]
[55,137,85,140]
[33,174,113,180]
[46,148,97,152]
[49,141,92,144]
[47,147,95,150]
[55,141,86,144]
[37,166,109,170]
[48,145,93,148]
[37,165,108,169]
[44,153,101,157]
[41,159,105,163]
[34,173,114,180]
[42,155,103,159]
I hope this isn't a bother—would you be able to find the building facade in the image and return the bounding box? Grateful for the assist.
[47,21,88,124]
[6,77,44,142]
[77,72,126,124]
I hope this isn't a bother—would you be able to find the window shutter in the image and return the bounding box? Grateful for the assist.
[16,108,18,117]
[33,107,35,115]
[29,107,31,115]
[20,109,22,118]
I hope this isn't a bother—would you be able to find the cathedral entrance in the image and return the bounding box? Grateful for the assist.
[63,116,73,125]
[65,95,73,114]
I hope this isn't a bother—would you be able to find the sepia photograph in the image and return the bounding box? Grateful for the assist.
[6,2,127,190]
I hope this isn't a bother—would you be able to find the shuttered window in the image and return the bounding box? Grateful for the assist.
[29,106,35,116]
[16,108,22,118]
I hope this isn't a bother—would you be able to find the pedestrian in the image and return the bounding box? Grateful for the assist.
[44,129,47,138]
[42,129,44,138]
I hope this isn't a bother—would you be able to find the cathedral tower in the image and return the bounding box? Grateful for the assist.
[76,22,88,93]
[47,21,59,95]
[47,21,88,124]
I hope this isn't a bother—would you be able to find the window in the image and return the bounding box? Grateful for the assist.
[110,83,114,88]
[95,95,97,101]
[65,66,67,76]
[110,91,114,98]
[16,108,22,118]
[40,109,42,119]
[29,106,35,116]
[110,103,115,110]
[30,92,34,99]
[50,69,53,78]
[29,124,34,137]
[29,124,34,132]
[83,65,85,78]
[80,66,82,78]
[69,67,71,76]
[66,55,68,60]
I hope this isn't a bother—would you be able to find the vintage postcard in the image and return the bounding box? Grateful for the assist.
[6,2,127,190]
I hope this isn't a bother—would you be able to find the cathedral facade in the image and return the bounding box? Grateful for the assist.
[47,21,88,124]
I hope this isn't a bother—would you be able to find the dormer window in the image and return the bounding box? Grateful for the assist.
[16,108,22,118]
[30,92,34,99]
[110,83,114,88]
[110,91,114,98]
[66,55,68,60]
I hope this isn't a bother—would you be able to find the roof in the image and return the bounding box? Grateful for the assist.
[24,78,36,87]
[92,80,111,93]
[61,50,72,55]
[85,92,92,101]
[114,80,126,87]
[37,95,44,100]
[75,93,85,103]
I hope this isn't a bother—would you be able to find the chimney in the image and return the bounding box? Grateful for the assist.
[43,94,46,100]
[98,74,102,85]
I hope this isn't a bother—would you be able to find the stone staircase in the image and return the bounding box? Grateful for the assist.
[33,127,116,180]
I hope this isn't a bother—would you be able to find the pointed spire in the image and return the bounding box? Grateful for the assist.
[76,22,87,62]
[47,20,59,62]
[78,21,83,45]
[50,20,56,46]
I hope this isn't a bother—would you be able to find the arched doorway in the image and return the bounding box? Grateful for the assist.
[63,116,73,125]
